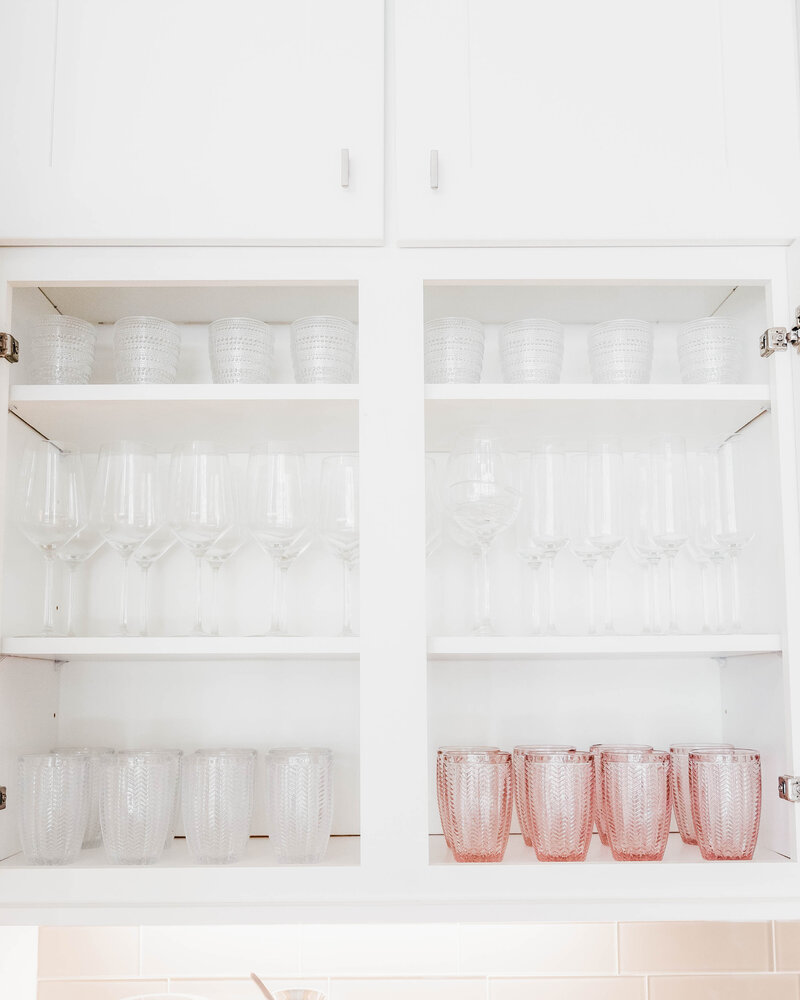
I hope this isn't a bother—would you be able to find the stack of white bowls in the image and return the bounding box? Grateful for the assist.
[588,319,653,384]
[425,317,485,383]
[31,315,96,385]
[677,317,743,383]
[114,316,181,384]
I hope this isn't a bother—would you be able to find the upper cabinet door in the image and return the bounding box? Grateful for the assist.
[0,0,383,244]
[396,0,800,245]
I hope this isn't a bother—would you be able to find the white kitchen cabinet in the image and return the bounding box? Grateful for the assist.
[396,0,800,245]
[2,245,800,924]
[0,1,384,244]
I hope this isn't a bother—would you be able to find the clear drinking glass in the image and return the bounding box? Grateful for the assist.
[209,317,274,384]
[438,749,513,862]
[100,750,176,865]
[319,454,360,637]
[133,525,175,636]
[690,748,762,860]
[517,446,568,635]
[182,748,256,864]
[602,749,671,861]
[290,315,357,384]
[567,452,602,635]
[588,319,653,384]
[524,750,595,862]
[17,440,86,636]
[627,453,663,634]
[445,431,521,636]
[586,441,624,635]
[669,742,734,845]
[650,435,689,634]
[113,316,180,384]
[18,752,89,865]
[93,441,158,636]
[266,747,334,864]
[424,317,484,383]
[512,745,576,848]
[436,745,501,850]
[31,315,96,385]
[50,747,114,849]
[678,317,743,384]
[56,525,105,637]
[158,748,183,852]
[168,441,234,635]
[498,319,563,384]
[590,743,653,847]
[246,444,310,636]
[712,433,755,633]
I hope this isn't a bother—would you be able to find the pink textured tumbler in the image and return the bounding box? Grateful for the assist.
[590,743,652,846]
[689,748,761,861]
[439,749,513,862]
[670,743,734,845]
[524,750,594,862]
[436,746,499,850]
[513,745,576,847]
[602,749,671,861]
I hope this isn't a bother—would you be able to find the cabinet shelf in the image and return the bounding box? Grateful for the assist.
[9,385,359,452]
[427,635,781,661]
[425,384,769,449]
[1,636,360,663]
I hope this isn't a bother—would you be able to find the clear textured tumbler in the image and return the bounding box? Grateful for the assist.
[18,753,89,865]
[51,746,114,849]
[689,748,761,861]
[266,748,334,864]
[602,749,672,861]
[513,745,576,848]
[439,749,513,863]
[590,743,652,846]
[182,748,256,864]
[670,743,734,845]
[524,750,595,862]
[100,750,176,865]
[437,746,500,849]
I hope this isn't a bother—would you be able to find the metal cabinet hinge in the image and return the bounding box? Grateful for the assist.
[778,774,800,801]
[0,332,19,364]
[0,787,6,809]
[761,306,800,358]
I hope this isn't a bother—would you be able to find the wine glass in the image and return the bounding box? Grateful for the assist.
[518,444,567,635]
[57,524,104,636]
[712,432,755,632]
[586,440,624,635]
[17,440,86,635]
[92,441,158,636]
[650,434,689,634]
[133,525,175,636]
[445,430,520,636]
[319,454,360,637]
[168,441,234,636]
[246,444,310,636]
[687,449,726,634]
[205,524,247,637]
[627,452,662,634]
[567,451,601,635]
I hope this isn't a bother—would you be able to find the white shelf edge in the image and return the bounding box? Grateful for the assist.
[427,634,782,660]
[1,636,360,662]
[10,384,360,404]
[425,384,771,402]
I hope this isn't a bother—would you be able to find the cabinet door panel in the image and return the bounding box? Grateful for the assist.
[396,0,800,244]
[0,0,383,243]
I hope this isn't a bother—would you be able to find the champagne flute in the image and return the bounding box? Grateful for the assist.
[92,441,157,636]
[586,440,624,635]
[650,434,689,634]
[133,525,175,636]
[246,444,310,636]
[57,525,104,637]
[445,430,520,636]
[168,441,234,636]
[319,454,360,637]
[17,440,86,635]
[712,432,755,632]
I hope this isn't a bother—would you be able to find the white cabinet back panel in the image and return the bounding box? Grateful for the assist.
[0,0,384,244]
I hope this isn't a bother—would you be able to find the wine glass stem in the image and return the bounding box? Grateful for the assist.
[544,556,557,635]
[140,563,151,637]
[120,554,131,636]
[42,552,56,635]
[729,549,742,632]
[341,559,354,637]
[587,559,598,635]
[665,552,679,634]
[475,543,492,635]
[66,565,78,638]
[194,554,205,635]
[642,561,653,634]
[600,553,614,635]
[270,560,290,635]
[713,557,726,631]
[527,560,541,635]
[699,561,712,634]
[209,563,221,637]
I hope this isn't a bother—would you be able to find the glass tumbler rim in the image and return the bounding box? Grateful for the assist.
[190,747,257,758]
[18,752,90,766]
[514,744,577,754]
[602,749,670,763]
[440,749,512,764]
[50,746,115,756]
[670,742,735,754]
[525,750,594,764]
[267,746,333,758]
[439,745,500,754]
[589,743,653,752]
[688,748,761,761]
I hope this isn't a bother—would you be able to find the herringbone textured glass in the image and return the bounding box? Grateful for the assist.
[50,747,114,849]
[440,750,512,863]
[590,743,652,846]
[525,751,595,862]
[100,751,175,865]
[266,748,334,864]
[602,750,671,861]
[162,749,183,851]
[183,748,256,864]
[18,753,89,865]
[670,743,734,845]
[437,746,499,849]
[690,749,761,860]
[513,745,576,847]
